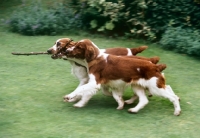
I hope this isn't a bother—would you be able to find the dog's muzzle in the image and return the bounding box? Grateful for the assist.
[51,54,58,59]
[47,49,62,59]
[47,49,52,54]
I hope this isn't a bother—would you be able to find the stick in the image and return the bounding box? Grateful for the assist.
[11,52,49,55]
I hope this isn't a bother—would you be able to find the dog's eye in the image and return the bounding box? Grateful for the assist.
[57,42,61,46]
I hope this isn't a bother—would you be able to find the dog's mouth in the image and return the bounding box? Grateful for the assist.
[51,54,58,59]
[51,53,63,59]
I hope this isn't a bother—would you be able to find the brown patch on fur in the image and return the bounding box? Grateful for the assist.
[105,48,128,55]
[157,75,166,88]
[124,56,160,64]
[104,46,148,56]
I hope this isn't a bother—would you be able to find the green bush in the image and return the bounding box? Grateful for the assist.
[65,0,155,40]
[8,2,82,35]
[160,27,200,57]
[145,0,200,40]
[66,0,200,41]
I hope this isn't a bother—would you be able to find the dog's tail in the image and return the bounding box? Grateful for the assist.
[150,56,160,64]
[156,64,167,72]
[130,46,148,55]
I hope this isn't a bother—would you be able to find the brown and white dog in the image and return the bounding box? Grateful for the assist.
[47,38,158,99]
[63,39,181,116]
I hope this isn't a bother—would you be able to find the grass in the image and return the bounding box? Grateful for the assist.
[1,31,200,138]
[1,1,200,138]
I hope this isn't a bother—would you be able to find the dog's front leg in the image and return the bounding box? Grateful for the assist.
[73,82,101,108]
[73,91,96,108]
[71,62,89,87]
[63,77,88,103]
[64,75,101,107]
[63,62,89,103]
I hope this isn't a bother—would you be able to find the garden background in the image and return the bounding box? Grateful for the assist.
[0,0,200,138]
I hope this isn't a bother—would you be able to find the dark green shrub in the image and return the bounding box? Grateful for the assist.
[145,0,200,40]
[160,27,200,57]
[66,0,155,40]
[66,0,200,41]
[8,2,82,35]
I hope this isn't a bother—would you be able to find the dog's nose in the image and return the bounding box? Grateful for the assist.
[47,49,52,54]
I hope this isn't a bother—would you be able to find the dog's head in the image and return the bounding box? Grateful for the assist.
[47,38,75,59]
[65,39,99,62]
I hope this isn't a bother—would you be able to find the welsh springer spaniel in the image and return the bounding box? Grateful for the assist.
[63,39,181,116]
[47,38,158,98]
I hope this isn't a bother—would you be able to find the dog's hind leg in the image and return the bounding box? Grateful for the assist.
[112,90,124,110]
[148,84,181,116]
[128,86,149,113]
[166,85,180,101]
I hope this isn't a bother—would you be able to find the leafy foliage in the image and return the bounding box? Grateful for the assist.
[145,0,200,40]
[8,2,82,35]
[160,27,200,57]
[66,0,200,41]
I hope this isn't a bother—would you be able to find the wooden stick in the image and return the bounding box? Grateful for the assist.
[11,52,49,55]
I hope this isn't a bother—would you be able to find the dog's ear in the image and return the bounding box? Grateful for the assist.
[85,46,96,62]
[67,41,86,59]
[83,40,99,62]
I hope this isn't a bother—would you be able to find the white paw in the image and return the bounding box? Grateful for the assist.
[73,103,85,108]
[63,94,78,102]
[63,95,68,102]
[128,108,139,113]
[116,105,124,110]
[174,110,181,116]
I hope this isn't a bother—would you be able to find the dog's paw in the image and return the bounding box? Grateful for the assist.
[128,108,139,113]
[174,110,181,116]
[63,94,78,102]
[73,103,85,108]
[116,106,124,110]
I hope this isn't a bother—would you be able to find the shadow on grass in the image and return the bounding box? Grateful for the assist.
[60,93,180,117]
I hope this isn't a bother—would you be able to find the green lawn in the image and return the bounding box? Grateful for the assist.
[1,1,200,138]
[0,30,200,138]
